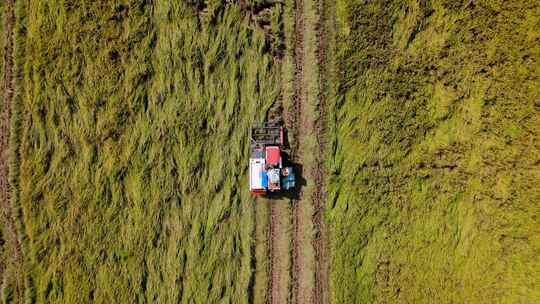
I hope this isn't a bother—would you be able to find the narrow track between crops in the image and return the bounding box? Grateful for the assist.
[313,0,330,302]
[289,0,330,302]
[267,201,291,304]
[1,0,25,302]
[267,203,275,304]
[290,0,304,302]
[266,0,329,302]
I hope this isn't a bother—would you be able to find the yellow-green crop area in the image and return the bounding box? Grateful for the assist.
[4,0,282,302]
[328,0,540,302]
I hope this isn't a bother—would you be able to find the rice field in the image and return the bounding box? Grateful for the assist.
[5,0,283,302]
[2,0,539,303]
[327,0,540,302]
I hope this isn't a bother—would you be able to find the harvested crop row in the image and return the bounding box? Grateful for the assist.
[0,0,25,302]
[268,201,292,304]
[312,0,330,302]
[288,0,330,302]
[252,201,270,304]
[266,203,275,304]
[263,1,297,303]
[290,0,305,302]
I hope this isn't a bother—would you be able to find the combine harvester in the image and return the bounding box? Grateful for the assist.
[249,123,295,196]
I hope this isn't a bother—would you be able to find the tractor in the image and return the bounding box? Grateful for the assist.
[249,123,295,196]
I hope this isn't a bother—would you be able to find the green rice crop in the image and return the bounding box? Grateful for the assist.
[327,0,540,302]
[7,0,282,302]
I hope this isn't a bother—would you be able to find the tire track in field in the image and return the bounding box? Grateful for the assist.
[267,203,275,304]
[290,0,304,302]
[289,0,329,302]
[267,0,329,301]
[1,0,25,302]
[313,0,329,302]
[268,201,291,304]
[290,0,318,302]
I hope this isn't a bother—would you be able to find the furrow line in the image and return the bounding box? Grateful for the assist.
[1,0,25,302]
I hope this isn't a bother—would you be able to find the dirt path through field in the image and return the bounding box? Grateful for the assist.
[288,0,329,303]
[1,0,25,302]
[313,0,330,302]
[268,201,292,304]
[256,0,329,302]
[289,0,316,302]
